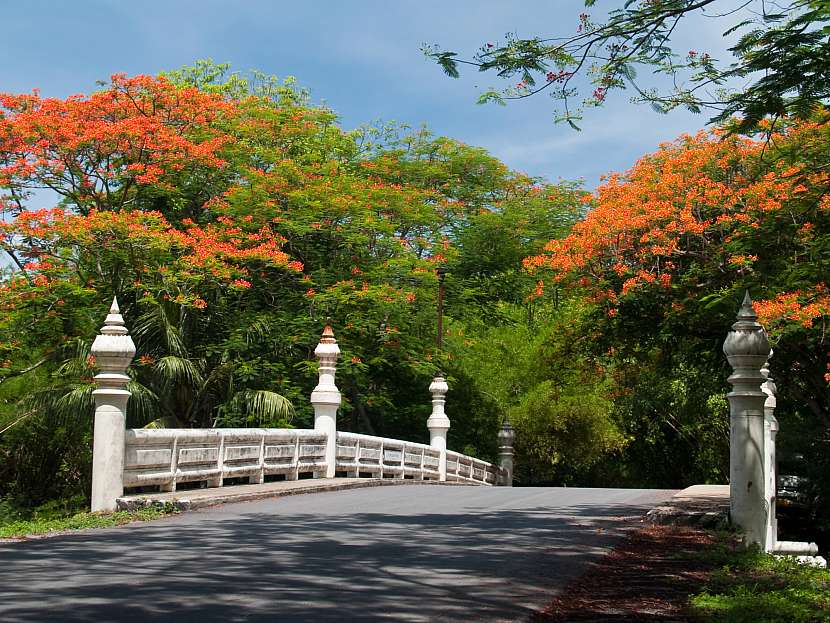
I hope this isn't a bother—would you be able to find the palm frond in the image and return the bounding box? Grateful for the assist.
[219,390,294,428]
[189,360,236,415]
[53,384,96,422]
[20,382,88,421]
[133,304,188,358]
[243,317,272,345]
[154,356,205,390]
[126,380,161,427]
[54,340,92,377]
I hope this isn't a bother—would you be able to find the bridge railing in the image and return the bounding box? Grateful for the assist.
[123,428,327,492]
[120,428,499,494]
[335,431,441,480]
[89,299,516,511]
[446,450,498,485]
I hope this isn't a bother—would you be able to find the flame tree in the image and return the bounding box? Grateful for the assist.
[0,63,583,505]
[526,115,830,486]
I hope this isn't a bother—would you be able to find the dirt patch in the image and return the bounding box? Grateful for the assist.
[530,524,723,622]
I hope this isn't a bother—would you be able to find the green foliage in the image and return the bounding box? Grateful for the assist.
[0,61,586,503]
[449,300,626,483]
[15,57,823,509]
[425,1,830,131]
[215,390,293,428]
[511,379,624,482]
[0,496,177,539]
[523,114,830,491]
[599,354,731,487]
[0,411,93,507]
[690,540,830,622]
[0,358,95,507]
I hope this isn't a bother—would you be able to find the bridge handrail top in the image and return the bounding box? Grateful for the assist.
[445,449,494,468]
[336,431,438,453]
[125,428,324,441]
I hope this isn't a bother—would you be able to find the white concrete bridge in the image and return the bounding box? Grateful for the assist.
[89,300,511,514]
[87,294,822,563]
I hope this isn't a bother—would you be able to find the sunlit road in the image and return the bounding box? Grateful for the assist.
[1,485,675,622]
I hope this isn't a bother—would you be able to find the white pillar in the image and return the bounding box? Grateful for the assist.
[427,375,450,481]
[723,291,770,547]
[761,356,779,551]
[497,417,515,486]
[310,324,340,479]
[90,297,136,513]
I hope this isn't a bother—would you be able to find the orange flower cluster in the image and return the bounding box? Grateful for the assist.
[755,286,830,329]
[0,208,300,308]
[0,74,231,200]
[525,119,830,331]
[525,130,787,281]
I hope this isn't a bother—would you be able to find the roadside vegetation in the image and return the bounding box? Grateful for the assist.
[533,525,829,622]
[690,535,830,623]
[0,497,177,539]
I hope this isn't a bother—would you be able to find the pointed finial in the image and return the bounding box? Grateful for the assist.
[101,296,128,336]
[737,290,757,321]
[730,290,766,333]
[724,290,770,360]
[91,296,136,379]
[320,324,336,344]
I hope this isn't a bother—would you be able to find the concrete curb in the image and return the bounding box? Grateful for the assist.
[646,484,730,528]
[117,479,475,512]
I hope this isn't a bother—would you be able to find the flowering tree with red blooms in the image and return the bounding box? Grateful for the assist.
[524,115,830,485]
[0,63,580,505]
[0,74,232,218]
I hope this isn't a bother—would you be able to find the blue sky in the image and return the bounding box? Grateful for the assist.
[2,1,744,198]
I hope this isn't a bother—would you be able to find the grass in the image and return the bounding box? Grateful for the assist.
[0,496,178,539]
[689,533,830,623]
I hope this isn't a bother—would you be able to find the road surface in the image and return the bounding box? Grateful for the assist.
[1,485,674,622]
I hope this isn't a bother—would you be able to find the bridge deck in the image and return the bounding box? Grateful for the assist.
[1,486,676,622]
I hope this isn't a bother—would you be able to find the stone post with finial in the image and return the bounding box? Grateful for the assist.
[90,297,136,512]
[723,291,770,546]
[311,323,340,479]
[427,375,450,481]
[761,354,779,550]
[497,416,516,486]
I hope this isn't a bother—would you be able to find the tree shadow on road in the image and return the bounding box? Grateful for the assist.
[0,487,674,622]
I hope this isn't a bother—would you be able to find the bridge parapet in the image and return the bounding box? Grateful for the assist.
[335,432,441,480]
[123,428,327,492]
[121,428,499,494]
[446,450,498,485]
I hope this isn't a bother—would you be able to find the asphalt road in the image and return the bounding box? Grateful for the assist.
[0,485,675,622]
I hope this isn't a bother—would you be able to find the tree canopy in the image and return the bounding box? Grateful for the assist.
[525,113,830,486]
[425,0,830,131]
[0,63,590,504]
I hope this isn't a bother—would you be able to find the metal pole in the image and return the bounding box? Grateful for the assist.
[437,267,446,349]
